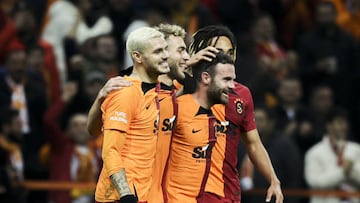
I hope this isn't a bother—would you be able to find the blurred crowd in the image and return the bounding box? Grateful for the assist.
[0,0,360,203]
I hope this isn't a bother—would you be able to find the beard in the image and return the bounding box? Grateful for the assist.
[207,83,229,106]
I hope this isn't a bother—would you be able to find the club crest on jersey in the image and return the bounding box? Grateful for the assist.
[234,98,244,115]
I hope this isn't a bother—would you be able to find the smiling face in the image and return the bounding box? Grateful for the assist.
[141,37,170,77]
[207,63,236,105]
[166,34,190,81]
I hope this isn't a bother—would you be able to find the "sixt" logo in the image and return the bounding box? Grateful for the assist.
[192,144,213,159]
[161,115,176,131]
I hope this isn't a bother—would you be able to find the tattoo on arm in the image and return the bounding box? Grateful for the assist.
[110,169,132,197]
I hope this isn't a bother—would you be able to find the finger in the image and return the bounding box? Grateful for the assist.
[106,76,124,84]
[205,46,220,53]
[265,191,272,202]
[107,86,123,92]
[107,79,132,85]
[203,52,217,58]
[118,81,132,86]
[196,52,216,60]
[108,82,132,88]
[111,78,132,86]
[201,56,214,62]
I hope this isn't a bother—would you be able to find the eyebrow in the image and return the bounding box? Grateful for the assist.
[223,76,235,80]
[153,45,168,53]
[216,48,234,52]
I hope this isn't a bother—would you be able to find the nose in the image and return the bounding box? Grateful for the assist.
[228,80,235,89]
[183,51,190,61]
[163,49,169,60]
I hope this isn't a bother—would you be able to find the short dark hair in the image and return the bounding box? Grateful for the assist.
[188,25,237,57]
[325,107,348,124]
[192,52,234,83]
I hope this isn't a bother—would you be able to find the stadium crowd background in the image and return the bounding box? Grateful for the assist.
[1,0,360,203]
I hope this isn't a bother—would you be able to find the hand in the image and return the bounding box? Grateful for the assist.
[298,121,313,136]
[343,159,353,176]
[97,76,132,102]
[266,181,283,203]
[187,46,219,67]
[118,194,138,203]
[62,82,78,103]
[69,54,85,70]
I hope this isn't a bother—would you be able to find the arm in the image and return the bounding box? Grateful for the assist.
[101,88,138,202]
[87,76,131,136]
[102,129,135,200]
[241,129,283,203]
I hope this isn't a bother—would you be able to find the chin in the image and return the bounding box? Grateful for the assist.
[221,94,229,104]
[221,98,229,104]
[216,97,228,105]
[177,73,186,81]
[162,67,170,74]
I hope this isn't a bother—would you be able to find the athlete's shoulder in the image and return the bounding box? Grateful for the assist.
[177,94,200,115]
[103,77,143,105]
[231,82,252,98]
[177,94,195,104]
[234,82,251,92]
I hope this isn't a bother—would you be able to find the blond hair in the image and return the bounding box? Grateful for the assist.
[126,27,165,55]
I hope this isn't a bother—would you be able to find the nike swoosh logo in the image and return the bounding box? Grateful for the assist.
[146,103,151,110]
[159,98,166,102]
[192,129,202,133]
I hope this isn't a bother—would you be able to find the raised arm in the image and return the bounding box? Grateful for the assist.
[241,129,283,203]
[87,76,131,136]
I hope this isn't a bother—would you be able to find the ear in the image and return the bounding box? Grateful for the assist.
[201,72,211,85]
[132,51,142,64]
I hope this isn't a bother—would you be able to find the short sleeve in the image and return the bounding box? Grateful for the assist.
[239,87,256,132]
[101,86,140,132]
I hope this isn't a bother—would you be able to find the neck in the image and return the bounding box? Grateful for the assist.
[158,74,173,86]
[192,86,211,109]
[131,64,158,83]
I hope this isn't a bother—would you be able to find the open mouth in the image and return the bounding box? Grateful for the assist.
[179,63,187,71]
[160,61,169,68]
[222,91,229,99]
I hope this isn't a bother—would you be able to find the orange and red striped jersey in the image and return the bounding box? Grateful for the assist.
[163,94,217,203]
[207,82,256,201]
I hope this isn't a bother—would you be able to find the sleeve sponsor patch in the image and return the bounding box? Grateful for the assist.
[109,111,128,123]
